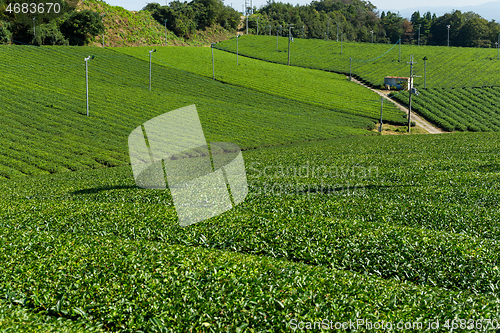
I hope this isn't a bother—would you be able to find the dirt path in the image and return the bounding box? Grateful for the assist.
[350,77,445,134]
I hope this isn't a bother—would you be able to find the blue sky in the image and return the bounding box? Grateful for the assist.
[104,0,495,13]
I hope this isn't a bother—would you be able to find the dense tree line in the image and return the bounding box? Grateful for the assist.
[143,0,240,39]
[0,0,104,45]
[241,0,500,48]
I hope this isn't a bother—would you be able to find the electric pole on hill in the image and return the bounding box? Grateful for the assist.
[245,0,248,34]
[287,24,294,66]
[407,55,420,133]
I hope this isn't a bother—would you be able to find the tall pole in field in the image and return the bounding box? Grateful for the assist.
[447,25,451,47]
[100,14,106,47]
[370,30,373,43]
[211,43,215,79]
[165,19,168,45]
[302,26,304,39]
[149,49,156,90]
[84,56,94,117]
[407,55,417,133]
[33,17,36,38]
[236,35,239,65]
[287,24,294,66]
[379,97,384,132]
[336,23,339,42]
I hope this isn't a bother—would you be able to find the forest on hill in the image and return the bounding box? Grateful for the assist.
[0,0,499,47]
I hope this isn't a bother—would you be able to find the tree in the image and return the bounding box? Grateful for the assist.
[60,10,104,46]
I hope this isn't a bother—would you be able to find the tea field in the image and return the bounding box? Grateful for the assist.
[2,132,500,331]
[215,35,500,90]
[214,35,500,133]
[116,46,406,124]
[0,44,376,179]
[393,87,500,132]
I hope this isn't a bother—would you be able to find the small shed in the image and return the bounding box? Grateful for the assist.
[384,76,413,90]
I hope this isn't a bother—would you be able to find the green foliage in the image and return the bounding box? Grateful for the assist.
[2,132,500,329]
[143,0,239,39]
[32,21,68,46]
[60,10,104,46]
[394,87,500,132]
[117,45,406,124]
[0,45,372,178]
[0,20,11,44]
[0,0,74,44]
[215,35,500,90]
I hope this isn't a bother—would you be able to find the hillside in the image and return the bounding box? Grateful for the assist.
[77,0,235,47]
[215,35,500,132]
[0,44,374,179]
[2,132,500,330]
[117,45,406,124]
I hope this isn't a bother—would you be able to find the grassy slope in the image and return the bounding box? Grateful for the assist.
[215,35,500,132]
[117,45,406,124]
[0,44,373,179]
[1,132,500,330]
[77,0,235,47]
[215,35,500,90]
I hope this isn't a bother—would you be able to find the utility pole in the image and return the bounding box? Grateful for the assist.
[302,26,304,39]
[370,30,373,43]
[379,97,384,132]
[245,0,249,35]
[418,24,421,46]
[287,24,294,66]
[33,17,36,38]
[447,25,451,46]
[149,49,156,90]
[211,43,215,80]
[407,55,420,133]
[336,23,339,42]
[84,56,94,117]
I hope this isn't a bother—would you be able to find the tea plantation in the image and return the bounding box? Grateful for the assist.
[215,35,500,90]
[2,42,500,331]
[0,45,377,179]
[116,46,406,124]
[2,133,500,331]
[215,35,500,133]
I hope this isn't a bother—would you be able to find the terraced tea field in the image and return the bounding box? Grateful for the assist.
[393,87,500,132]
[0,45,375,179]
[215,35,500,90]
[1,132,500,331]
[116,46,406,124]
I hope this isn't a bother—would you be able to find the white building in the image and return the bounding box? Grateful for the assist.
[384,76,413,90]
